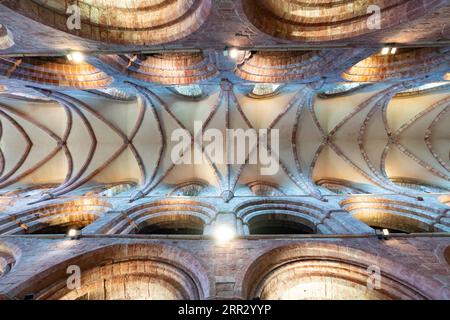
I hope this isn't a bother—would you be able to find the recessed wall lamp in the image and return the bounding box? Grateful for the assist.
[376,228,390,240]
[228,48,240,60]
[213,224,236,244]
[381,47,390,55]
[66,228,81,240]
[223,47,250,66]
[381,47,397,55]
[67,51,85,64]
[224,47,246,60]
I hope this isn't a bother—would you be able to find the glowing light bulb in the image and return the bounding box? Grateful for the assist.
[381,47,390,55]
[213,224,235,243]
[228,48,239,60]
[67,51,85,64]
[390,47,397,54]
[66,228,81,239]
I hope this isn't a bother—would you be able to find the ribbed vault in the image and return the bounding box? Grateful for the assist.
[0,80,448,201]
[0,1,449,303]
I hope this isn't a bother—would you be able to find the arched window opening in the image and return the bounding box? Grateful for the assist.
[83,182,136,197]
[89,88,135,101]
[170,182,207,197]
[29,220,94,235]
[0,56,112,89]
[343,48,447,82]
[248,214,316,235]
[316,179,368,194]
[395,82,450,97]
[247,182,284,196]
[369,226,408,234]
[98,183,135,197]
[249,84,282,98]
[352,211,435,234]
[103,200,215,235]
[318,83,369,98]
[341,197,446,234]
[171,85,204,99]
[135,215,204,235]
[390,178,448,193]
[0,199,111,235]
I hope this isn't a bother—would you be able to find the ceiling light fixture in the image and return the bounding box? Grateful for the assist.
[381,47,397,55]
[228,48,240,60]
[376,228,390,240]
[67,51,85,64]
[66,228,81,240]
[213,224,235,243]
[381,47,390,55]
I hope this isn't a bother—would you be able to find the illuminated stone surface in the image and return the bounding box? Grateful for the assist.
[0,1,448,301]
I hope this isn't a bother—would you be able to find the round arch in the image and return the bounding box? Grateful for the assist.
[103,199,216,235]
[8,243,211,300]
[341,196,449,233]
[1,0,212,46]
[240,0,444,42]
[238,243,435,300]
[234,199,346,234]
[0,198,112,235]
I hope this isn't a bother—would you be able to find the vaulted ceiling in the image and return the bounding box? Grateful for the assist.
[0,81,448,202]
[0,1,449,202]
